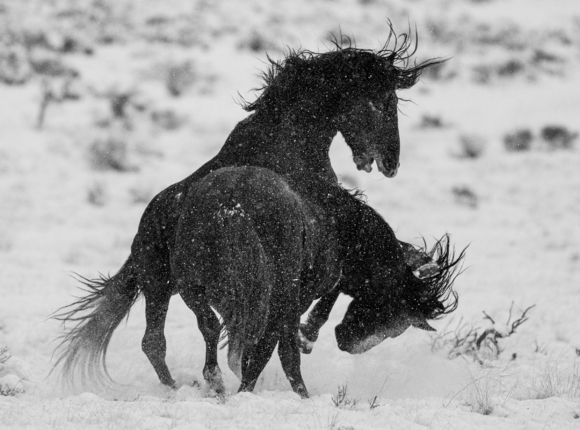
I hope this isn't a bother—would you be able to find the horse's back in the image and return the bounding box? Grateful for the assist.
[172,166,313,295]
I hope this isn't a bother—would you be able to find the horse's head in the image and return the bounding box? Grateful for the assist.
[337,88,401,178]
[334,41,442,179]
[241,28,444,179]
[335,235,464,354]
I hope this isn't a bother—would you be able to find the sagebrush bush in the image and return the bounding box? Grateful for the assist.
[87,182,107,206]
[419,114,445,129]
[0,346,9,365]
[0,45,32,85]
[457,134,486,159]
[89,137,136,172]
[540,125,577,150]
[166,61,196,97]
[452,185,478,208]
[504,129,533,152]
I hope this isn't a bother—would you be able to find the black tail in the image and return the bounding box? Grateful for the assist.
[52,255,141,387]
[212,207,274,379]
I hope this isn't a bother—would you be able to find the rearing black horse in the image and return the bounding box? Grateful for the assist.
[53,29,443,390]
[170,166,462,398]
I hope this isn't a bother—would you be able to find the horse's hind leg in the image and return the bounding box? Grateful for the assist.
[279,315,309,398]
[142,287,176,388]
[238,320,279,394]
[179,286,225,395]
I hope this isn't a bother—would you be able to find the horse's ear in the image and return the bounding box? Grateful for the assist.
[412,318,436,332]
[413,262,440,279]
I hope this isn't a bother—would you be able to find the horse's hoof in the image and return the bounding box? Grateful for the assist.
[162,379,177,390]
[297,328,315,354]
[294,384,309,399]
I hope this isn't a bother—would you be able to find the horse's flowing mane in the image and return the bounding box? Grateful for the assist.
[242,24,444,117]
[403,235,466,320]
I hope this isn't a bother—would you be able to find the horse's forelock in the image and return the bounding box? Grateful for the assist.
[403,235,465,320]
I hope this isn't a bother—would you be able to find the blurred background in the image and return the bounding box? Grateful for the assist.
[1,0,580,407]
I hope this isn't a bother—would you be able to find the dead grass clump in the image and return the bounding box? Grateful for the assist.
[530,360,580,399]
[449,366,514,416]
[331,385,358,410]
[504,129,533,152]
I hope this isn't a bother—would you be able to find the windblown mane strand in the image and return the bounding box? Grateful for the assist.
[404,235,466,320]
[241,25,445,116]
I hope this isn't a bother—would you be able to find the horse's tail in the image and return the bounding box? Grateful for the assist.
[51,254,141,387]
[213,206,274,379]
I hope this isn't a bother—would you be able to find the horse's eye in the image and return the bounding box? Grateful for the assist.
[368,101,383,115]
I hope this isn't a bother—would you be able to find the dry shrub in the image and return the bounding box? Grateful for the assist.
[0,45,32,85]
[166,61,196,97]
[540,125,577,150]
[151,109,185,130]
[419,114,445,129]
[452,185,478,208]
[89,137,137,172]
[0,346,9,366]
[239,30,276,52]
[432,302,535,363]
[87,182,107,206]
[457,134,486,159]
[504,129,533,152]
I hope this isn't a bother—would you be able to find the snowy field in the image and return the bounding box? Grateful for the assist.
[1,0,580,428]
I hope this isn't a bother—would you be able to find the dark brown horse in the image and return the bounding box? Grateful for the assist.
[170,166,462,398]
[53,29,443,391]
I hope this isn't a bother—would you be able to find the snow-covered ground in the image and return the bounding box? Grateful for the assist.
[1,0,580,428]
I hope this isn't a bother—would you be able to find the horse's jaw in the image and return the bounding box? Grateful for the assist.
[376,154,399,178]
[353,152,399,178]
[348,324,408,354]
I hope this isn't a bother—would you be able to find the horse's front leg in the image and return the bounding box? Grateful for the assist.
[142,286,176,388]
[279,315,309,398]
[298,288,341,354]
[179,286,225,395]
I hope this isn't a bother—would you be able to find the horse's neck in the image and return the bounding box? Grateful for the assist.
[218,111,338,183]
[342,202,406,283]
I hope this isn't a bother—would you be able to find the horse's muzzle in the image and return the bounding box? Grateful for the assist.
[378,160,399,178]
